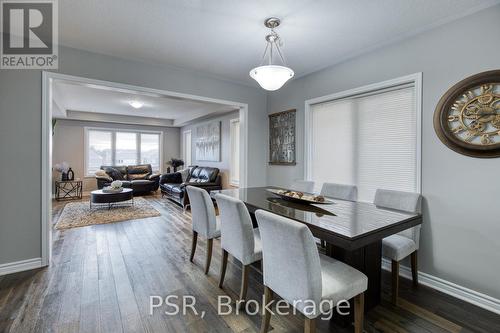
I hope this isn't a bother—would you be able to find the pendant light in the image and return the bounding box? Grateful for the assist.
[249,17,294,91]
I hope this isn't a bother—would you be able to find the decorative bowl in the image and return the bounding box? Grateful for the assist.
[102,186,124,194]
[267,188,334,205]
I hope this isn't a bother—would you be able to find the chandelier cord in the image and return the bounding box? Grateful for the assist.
[259,42,270,66]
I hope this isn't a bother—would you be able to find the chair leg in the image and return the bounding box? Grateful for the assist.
[304,317,316,333]
[411,251,418,287]
[218,249,228,288]
[190,231,198,262]
[391,260,400,305]
[354,293,364,333]
[239,264,250,309]
[260,286,273,333]
[204,238,213,274]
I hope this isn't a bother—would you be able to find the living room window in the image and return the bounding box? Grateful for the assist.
[85,128,162,176]
[305,74,421,202]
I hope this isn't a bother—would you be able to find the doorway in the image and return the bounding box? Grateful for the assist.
[42,71,249,267]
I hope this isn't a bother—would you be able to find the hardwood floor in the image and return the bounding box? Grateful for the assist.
[1,194,499,333]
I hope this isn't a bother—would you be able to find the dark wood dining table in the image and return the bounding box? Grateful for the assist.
[213,186,422,312]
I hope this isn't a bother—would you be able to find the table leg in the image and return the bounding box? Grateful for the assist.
[327,241,382,311]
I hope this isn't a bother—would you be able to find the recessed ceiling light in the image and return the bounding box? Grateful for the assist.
[129,100,143,109]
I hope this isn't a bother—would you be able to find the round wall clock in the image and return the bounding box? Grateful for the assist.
[434,70,500,158]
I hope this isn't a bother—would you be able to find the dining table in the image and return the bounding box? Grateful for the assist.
[213,186,423,312]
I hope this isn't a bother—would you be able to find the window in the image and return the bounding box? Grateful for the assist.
[115,132,137,166]
[87,130,112,175]
[85,128,162,176]
[140,133,161,171]
[230,118,240,186]
[306,76,421,202]
[182,130,192,167]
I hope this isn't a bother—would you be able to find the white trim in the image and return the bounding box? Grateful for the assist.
[42,71,249,269]
[304,72,423,193]
[83,127,163,176]
[229,118,241,187]
[381,259,500,315]
[41,71,51,266]
[0,258,42,276]
[182,129,192,167]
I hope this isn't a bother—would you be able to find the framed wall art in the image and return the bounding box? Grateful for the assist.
[269,109,296,165]
[195,121,221,161]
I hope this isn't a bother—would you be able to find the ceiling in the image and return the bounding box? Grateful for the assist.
[59,0,500,86]
[52,80,237,126]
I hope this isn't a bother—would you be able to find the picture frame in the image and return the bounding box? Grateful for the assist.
[269,109,296,165]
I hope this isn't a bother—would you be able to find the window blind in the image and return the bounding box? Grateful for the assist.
[310,86,418,202]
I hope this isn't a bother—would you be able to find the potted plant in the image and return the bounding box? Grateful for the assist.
[166,158,185,172]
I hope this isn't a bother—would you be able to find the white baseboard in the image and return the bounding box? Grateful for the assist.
[0,258,43,276]
[381,258,500,315]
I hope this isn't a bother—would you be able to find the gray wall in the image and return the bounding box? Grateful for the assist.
[0,46,267,265]
[52,119,180,193]
[267,6,500,299]
[180,111,240,189]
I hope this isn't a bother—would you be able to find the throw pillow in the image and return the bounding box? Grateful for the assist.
[105,167,124,180]
[95,170,112,181]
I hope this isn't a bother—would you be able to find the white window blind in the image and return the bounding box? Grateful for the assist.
[310,86,418,202]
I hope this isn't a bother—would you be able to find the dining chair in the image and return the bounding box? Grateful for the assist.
[374,189,422,305]
[320,182,358,201]
[290,180,315,193]
[255,209,367,333]
[186,186,221,274]
[215,193,262,308]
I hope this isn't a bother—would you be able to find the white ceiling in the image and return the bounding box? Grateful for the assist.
[59,0,500,85]
[52,80,237,126]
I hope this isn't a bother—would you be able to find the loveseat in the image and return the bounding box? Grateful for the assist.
[159,166,221,208]
[95,164,160,194]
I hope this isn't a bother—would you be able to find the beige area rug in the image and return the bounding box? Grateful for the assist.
[54,197,161,230]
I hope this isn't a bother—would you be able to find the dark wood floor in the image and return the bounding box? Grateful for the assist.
[1,194,499,333]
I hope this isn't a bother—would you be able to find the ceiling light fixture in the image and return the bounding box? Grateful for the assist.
[129,100,143,109]
[249,17,294,91]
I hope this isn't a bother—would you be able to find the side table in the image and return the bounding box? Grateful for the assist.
[55,180,83,201]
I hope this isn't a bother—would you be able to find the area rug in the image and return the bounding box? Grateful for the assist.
[54,197,161,230]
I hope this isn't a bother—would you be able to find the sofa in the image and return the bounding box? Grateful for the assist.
[95,164,160,194]
[160,166,221,208]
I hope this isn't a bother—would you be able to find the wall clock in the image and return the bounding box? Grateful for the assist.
[434,70,500,158]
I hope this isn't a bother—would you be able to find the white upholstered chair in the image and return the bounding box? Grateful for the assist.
[255,209,367,333]
[374,189,422,305]
[215,193,262,308]
[320,183,358,201]
[186,186,221,274]
[317,183,358,247]
[290,180,315,193]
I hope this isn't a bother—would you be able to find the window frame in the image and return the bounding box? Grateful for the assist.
[304,73,422,197]
[84,127,163,177]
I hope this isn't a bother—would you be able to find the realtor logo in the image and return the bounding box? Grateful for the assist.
[1,0,58,69]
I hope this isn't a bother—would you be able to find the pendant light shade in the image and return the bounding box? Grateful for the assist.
[249,18,294,91]
[249,65,294,91]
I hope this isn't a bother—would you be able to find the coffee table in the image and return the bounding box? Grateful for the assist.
[90,188,134,209]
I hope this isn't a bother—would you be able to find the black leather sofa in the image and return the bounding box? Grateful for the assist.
[95,164,160,194]
[160,166,221,208]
